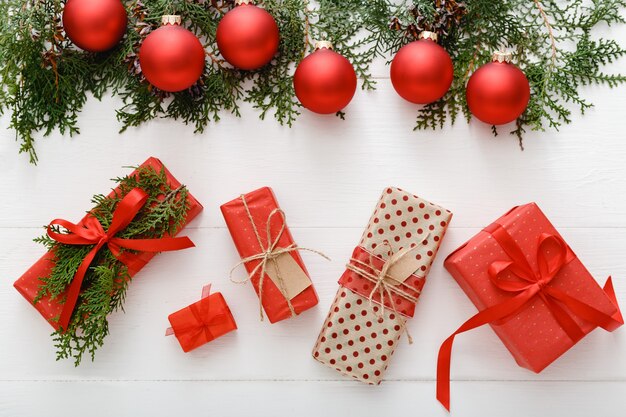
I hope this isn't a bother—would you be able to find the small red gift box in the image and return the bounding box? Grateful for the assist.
[167,284,237,352]
[438,203,623,410]
[13,157,203,330]
[221,187,319,323]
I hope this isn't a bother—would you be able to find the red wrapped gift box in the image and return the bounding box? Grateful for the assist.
[221,187,319,323]
[167,284,237,352]
[438,203,623,410]
[14,157,203,329]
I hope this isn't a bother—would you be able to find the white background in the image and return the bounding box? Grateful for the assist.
[2,21,626,417]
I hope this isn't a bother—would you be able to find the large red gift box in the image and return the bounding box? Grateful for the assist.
[167,285,237,352]
[14,157,203,329]
[438,203,623,410]
[221,187,318,323]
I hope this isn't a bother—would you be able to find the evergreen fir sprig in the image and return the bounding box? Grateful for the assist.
[33,164,190,365]
[398,0,626,147]
[1,1,625,162]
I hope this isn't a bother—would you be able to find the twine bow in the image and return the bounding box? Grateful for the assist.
[47,187,195,331]
[436,222,624,411]
[345,237,430,344]
[230,194,329,321]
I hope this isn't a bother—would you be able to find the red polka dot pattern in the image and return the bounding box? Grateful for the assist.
[339,246,425,317]
[312,187,453,385]
[312,287,404,385]
[359,187,452,277]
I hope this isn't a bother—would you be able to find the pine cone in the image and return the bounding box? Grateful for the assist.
[397,0,467,40]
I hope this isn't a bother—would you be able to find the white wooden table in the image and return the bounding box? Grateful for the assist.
[2,26,626,417]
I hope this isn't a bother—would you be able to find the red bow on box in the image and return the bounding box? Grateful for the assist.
[166,284,237,352]
[436,222,623,411]
[47,187,195,331]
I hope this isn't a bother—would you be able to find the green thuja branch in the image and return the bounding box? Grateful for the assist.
[393,0,626,147]
[1,0,625,162]
[245,0,307,125]
[33,165,190,365]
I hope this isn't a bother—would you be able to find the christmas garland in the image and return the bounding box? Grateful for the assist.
[1,0,625,163]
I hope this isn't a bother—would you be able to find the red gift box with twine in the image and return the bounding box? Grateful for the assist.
[221,187,327,323]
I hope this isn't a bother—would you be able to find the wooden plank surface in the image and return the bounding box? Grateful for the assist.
[2,381,626,417]
[1,21,625,417]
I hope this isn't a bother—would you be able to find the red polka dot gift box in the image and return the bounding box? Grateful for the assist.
[438,203,623,411]
[221,187,321,323]
[312,187,452,384]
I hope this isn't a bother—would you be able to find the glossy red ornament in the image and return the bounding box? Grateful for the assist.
[216,1,279,70]
[62,0,127,52]
[390,32,454,104]
[139,16,205,92]
[466,51,531,125]
[293,42,357,114]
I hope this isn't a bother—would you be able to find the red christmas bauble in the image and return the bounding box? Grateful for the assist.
[62,0,127,52]
[390,33,454,104]
[293,42,357,114]
[139,16,205,92]
[466,52,531,125]
[216,2,279,70]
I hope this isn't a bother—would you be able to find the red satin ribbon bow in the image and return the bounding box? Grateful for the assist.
[47,187,195,331]
[185,299,228,343]
[436,223,623,411]
[166,285,229,345]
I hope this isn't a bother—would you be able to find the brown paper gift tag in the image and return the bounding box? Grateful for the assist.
[384,241,430,286]
[264,252,312,300]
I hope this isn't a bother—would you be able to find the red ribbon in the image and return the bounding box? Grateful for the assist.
[339,245,425,318]
[47,187,195,331]
[186,300,227,343]
[436,223,623,411]
[166,285,229,346]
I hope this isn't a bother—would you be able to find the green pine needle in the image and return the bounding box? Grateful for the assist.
[1,0,625,160]
[34,164,190,365]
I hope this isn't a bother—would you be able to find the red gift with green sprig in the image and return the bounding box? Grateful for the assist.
[14,157,203,365]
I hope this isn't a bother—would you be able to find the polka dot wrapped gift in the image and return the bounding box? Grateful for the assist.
[312,187,452,384]
[438,203,623,411]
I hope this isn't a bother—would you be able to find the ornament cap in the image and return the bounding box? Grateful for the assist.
[492,50,513,63]
[235,0,255,5]
[315,41,333,51]
[161,15,182,26]
[418,31,438,42]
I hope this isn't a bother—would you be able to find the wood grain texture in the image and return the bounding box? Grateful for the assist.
[1,22,626,417]
[1,81,626,230]
[1,381,625,417]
